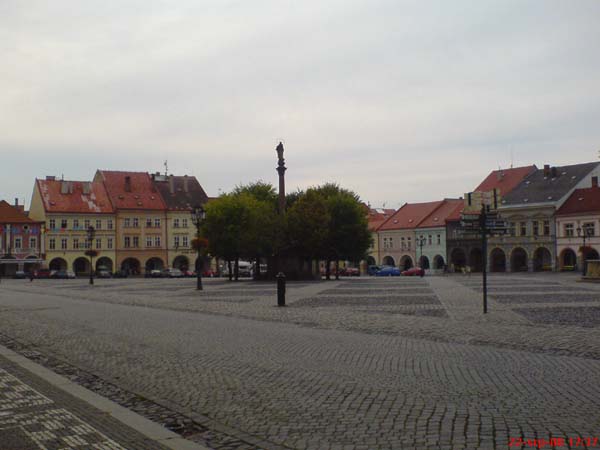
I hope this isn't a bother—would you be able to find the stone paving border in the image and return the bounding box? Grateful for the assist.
[0,343,205,450]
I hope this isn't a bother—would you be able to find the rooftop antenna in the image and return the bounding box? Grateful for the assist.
[164,160,168,177]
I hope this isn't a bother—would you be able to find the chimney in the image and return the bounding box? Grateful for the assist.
[592,176,598,188]
[551,166,557,178]
[14,198,18,206]
[543,165,550,177]
[169,176,175,194]
[496,171,504,181]
[183,175,189,193]
[46,176,56,181]
[125,176,132,192]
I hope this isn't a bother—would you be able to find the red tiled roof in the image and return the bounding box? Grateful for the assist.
[367,207,395,231]
[0,200,38,223]
[556,187,600,216]
[377,201,444,231]
[95,171,166,211]
[418,199,463,228]
[445,201,464,223]
[474,165,537,195]
[36,179,114,214]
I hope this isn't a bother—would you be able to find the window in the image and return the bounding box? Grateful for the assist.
[428,235,432,246]
[15,238,22,249]
[543,220,550,236]
[509,222,516,236]
[400,237,405,250]
[49,219,56,229]
[437,234,441,245]
[133,236,139,248]
[389,238,393,248]
[61,238,68,250]
[154,218,161,228]
[29,237,37,249]
[383,237,388,249]
[84,219,90,228]
[73,219,79,229]
[174,236,180,247]
[133,218,139,228]
[182,236,189,247]
[565,223,574,237]
[107,238,113,249]
[96,238,101,249]
[583,222,595,236]
[520,222,527,236]
[107,219,113,230]
[173,218,180,228]
[407,237,411,250]
[73,238,79,249]
[49,238,56,250]
[154,236,161,247]
[124,237,131,248]
[146,218,152,228]
[61,219,68,229]
[124,218,131,228]
[182,218,188,228]
[96,219,102,230]
[532,221,539,236]
[146,237,152,247]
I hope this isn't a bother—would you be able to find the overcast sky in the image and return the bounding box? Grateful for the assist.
[2,0,600,209]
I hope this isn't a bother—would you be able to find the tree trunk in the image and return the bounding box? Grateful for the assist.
[228,260,233,281]
[335,260,340,280]
[234,258,239,281]
[254,255,260,281]
[325,259,331,280]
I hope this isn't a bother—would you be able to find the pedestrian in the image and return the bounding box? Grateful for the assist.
[29,271,34,282]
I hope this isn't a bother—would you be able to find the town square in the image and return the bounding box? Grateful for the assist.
[2,1,600,449]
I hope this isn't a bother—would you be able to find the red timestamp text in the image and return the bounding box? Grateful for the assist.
[509,437,599,448]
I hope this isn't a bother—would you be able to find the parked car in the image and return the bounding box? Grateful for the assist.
[52,270,76,279]
[113,270,129,278]
[339,267,360,276]
[34,269,52,279]
[13,271,27,279]
[162,268,183,278]
[367,265,382,276]
[402,267,425,277]
[145,269,162,278]
[181,269,194,277]
[202,269,216,278]
[97,270,112,278]
[375,266,401,276]
[221,261,252,278]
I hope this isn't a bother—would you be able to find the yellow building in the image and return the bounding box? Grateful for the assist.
[29,178,117,273]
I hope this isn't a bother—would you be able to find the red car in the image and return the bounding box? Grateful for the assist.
[401,267,425,277]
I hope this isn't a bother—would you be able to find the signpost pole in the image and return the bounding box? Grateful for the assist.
[480,206,488,314]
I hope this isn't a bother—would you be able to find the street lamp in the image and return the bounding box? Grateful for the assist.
[577,226,593,274]
[86,226,95,285]
[417,236,426,268]
[191,205,206,290]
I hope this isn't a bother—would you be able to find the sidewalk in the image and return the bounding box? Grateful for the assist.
[0,344,206,450]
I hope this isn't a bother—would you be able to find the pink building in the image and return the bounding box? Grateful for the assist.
[0,200,44,276]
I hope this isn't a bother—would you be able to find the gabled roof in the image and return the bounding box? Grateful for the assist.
[152,174,209,211]
[475,165,537,195]
[377,201,444,231]
[36,179,114,214]
[556,187,600,216]
[367,207,395,231]
[95,170,166,211]
[418,199,463,228]
[502,162,600,207]
[0,200,38,223]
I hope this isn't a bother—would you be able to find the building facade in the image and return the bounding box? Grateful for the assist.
[29,178,117,274]
[492,162,600,272]
[556,185,600,272]
[0,200,44,276]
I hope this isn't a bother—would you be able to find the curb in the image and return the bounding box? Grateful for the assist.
[0,342,209,450]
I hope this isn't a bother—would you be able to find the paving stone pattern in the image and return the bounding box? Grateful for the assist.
[0,275,599,449]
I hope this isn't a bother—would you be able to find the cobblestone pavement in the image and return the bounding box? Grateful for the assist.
[0,353,170,449]
[0,274,599,449]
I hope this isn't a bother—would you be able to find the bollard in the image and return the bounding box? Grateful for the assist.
[276,272,286,306]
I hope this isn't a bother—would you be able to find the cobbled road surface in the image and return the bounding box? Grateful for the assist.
[0,273,599,449]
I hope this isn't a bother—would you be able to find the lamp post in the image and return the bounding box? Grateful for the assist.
[87,226,95,285]
[577,226,592,275]
[191,205,206,290]
[417,236,426,268]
